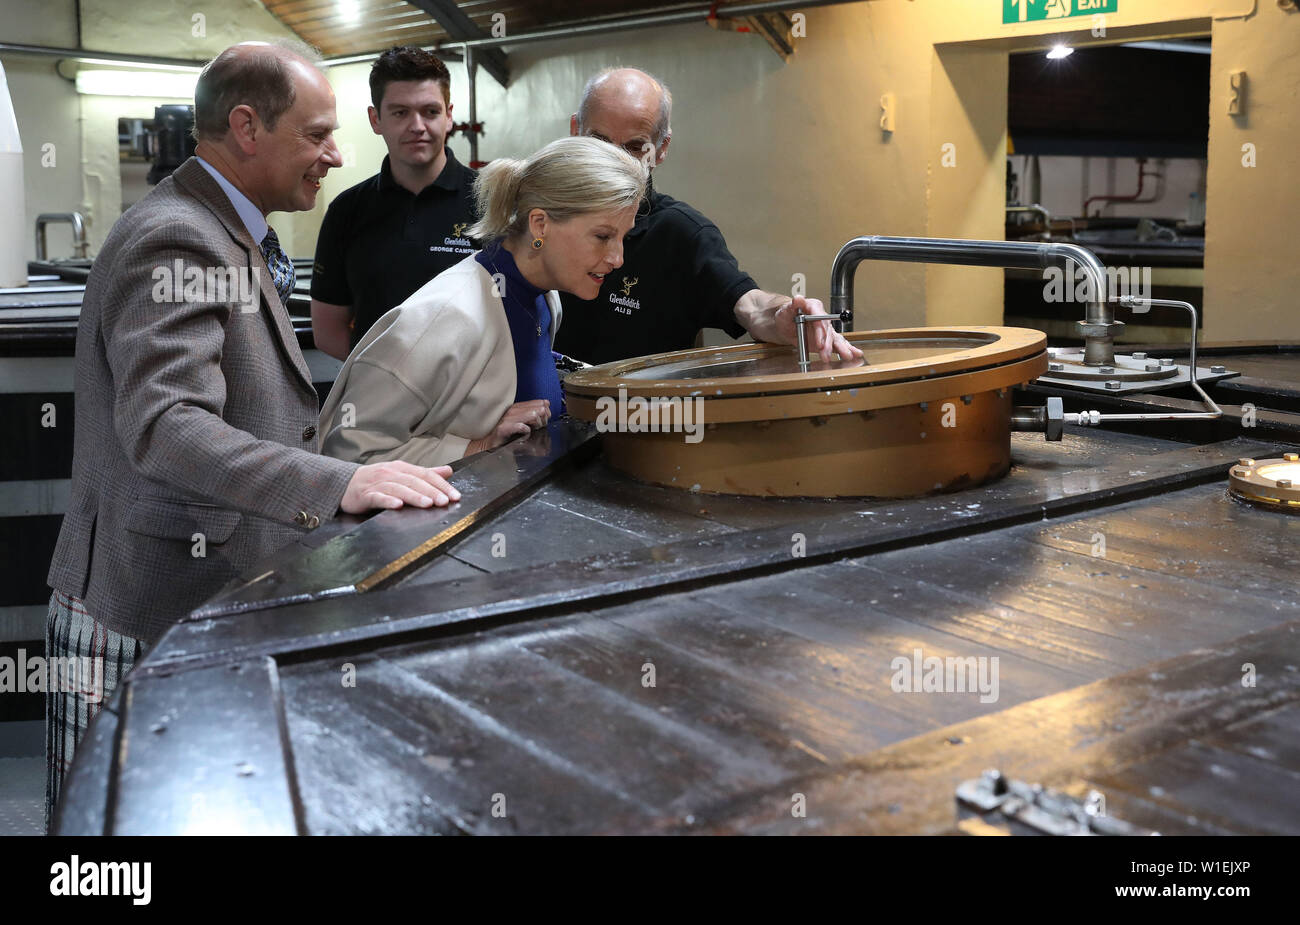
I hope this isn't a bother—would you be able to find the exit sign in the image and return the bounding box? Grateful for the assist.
[1004,0,1118,24]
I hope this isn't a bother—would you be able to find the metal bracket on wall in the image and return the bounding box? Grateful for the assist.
[706,8,800,60]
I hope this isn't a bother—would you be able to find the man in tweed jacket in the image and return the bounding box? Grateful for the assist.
[44,42,460,822]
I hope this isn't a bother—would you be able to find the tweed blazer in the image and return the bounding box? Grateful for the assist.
[46,157,359,644]
[318,254,561,467]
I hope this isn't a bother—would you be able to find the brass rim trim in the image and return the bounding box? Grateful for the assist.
[1228,455,1300,508]
[568,351,1048,424]
[564,326,1046,399]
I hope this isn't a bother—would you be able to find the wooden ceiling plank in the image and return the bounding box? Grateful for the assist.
[274,1,417,27]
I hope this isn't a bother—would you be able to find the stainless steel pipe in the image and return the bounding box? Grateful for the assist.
[1065,297,1222,425]
[35,212,89,261]
[828,235,1122,366]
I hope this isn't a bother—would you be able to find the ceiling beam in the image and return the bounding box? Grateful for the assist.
[406,0,509,87]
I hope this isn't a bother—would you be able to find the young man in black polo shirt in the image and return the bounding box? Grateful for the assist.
[311,46,477,359]
[558,67,860,367]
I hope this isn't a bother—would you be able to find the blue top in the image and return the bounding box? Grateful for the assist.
[474,242,564,411]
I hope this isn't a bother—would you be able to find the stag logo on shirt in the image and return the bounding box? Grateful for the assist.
[609,276,641,315]
[432,223,475,255]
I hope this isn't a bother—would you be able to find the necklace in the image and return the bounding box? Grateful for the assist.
[487,251,543,338]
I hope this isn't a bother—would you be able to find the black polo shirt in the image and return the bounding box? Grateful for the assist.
[555,182,756,366]
[311,149,477,347]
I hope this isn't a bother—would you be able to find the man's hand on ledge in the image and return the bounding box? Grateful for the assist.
[341,460,461,513]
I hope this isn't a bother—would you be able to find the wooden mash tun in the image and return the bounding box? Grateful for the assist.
[566,327,1048,498]
[560,236,1129,499]
[566,324,1045,498]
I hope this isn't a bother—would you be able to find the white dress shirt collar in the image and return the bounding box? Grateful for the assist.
[195,156,270,246]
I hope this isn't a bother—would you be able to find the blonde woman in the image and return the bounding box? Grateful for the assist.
[319,136,647,466]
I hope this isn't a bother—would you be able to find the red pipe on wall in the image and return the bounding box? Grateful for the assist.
[1083,158,1164,217]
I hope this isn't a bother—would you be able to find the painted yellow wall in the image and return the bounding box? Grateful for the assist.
[1202,4,1299,340]
[925,43,1010,326]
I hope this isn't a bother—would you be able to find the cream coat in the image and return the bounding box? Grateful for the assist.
[319,254,561,467]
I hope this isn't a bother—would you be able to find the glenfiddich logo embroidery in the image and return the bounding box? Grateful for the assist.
[610,276,641,314]
[432,222,475,255]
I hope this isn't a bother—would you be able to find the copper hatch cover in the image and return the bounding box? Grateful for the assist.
[564,326,1049,498]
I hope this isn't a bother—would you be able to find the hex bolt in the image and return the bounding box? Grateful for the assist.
[1146,363,1161,372]
[1099,366,1115,374]
[1105,380,1122,390]
[1232,467,1251,477]
[1278,479,1293,489]
[1210,365,1226,374]
[1285,453,1299,462]
[1131,351,1148,360]
[981,768,1007,796]
[1239,458,1257,466]
[1049,362,1064,372]
[1160,357,1175,366]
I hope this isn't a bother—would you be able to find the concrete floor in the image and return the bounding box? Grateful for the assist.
[0,721,44,836]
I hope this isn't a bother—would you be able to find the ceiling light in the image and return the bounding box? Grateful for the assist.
[338,0,361,24]
[75,69,199,98]
[1047,44,1073,60]
[74,57,201,73]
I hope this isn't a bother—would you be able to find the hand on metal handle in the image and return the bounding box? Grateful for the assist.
[795,309,853,371]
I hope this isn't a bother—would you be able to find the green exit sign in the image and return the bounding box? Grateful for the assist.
[1004,0,1118,24]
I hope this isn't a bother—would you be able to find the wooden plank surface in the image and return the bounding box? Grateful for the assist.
[686,620,1300,835]
[274,482,1300,833]
[281,647,649,835]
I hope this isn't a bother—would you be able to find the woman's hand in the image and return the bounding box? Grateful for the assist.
[465,399,551,456]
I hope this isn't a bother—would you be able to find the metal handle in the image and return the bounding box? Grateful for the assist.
[795,311,848,372]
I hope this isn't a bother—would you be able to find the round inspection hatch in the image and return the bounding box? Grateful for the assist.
[565,326,1048,498]
[1229,454,1300,512]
